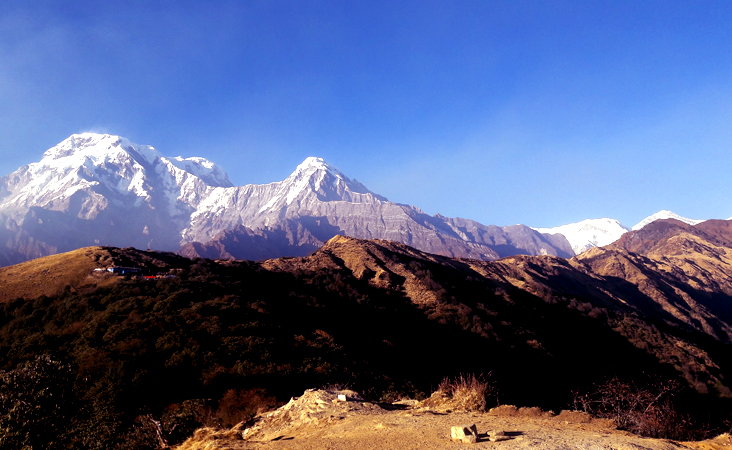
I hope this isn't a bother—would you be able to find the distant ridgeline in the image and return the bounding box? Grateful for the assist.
[2,222,732,448]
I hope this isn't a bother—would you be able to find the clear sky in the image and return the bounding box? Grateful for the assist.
[1,1,731,228]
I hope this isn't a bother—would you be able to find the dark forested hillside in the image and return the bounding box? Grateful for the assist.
[2,230,732,449]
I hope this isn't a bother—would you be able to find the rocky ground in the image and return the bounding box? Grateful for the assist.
[176,390,732,450]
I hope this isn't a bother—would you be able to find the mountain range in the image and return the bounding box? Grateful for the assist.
[0,133,716,266]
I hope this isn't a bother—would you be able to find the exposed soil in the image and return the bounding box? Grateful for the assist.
[177,390,732,450]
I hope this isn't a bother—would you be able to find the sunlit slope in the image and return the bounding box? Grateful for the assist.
[0,245,191,302]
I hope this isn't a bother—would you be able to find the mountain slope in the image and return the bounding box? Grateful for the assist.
[0,245,191,303]
[3,227,732,448]
[577,219,732,346]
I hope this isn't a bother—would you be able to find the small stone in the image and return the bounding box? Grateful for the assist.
[451,424,478,444]
[337,394,347,401]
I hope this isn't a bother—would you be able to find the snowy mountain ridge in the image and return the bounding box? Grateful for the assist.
[182,155,390,244]
[631,210,704,231]
[533,218,630,255]
[0,133,231,221]
[0,133,720,265]
[0,133,574,265]
[534,211,709,256]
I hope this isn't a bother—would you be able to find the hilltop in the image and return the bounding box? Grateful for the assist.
[0,246,192,303]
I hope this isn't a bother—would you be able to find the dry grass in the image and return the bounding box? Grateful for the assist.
[0,246,118,302]
[556,410,592,423]
[486,405,556,418]
[421,374,492,412]
[175,427,242,450]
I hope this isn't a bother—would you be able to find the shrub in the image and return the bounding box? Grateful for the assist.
[571,377,693,440]
[215,388,278,428]
[423,373,494,412]
[162,399,214,445]
[0,355,75,450]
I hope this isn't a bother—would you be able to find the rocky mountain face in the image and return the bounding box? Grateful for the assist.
[0,133,573,265]
[179,155,574,261]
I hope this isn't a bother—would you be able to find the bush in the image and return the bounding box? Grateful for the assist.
[215,388,278,428]
[571,377,693,440]
[0,355,75,450]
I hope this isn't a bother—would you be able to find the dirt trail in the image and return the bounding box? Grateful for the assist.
[177,390,732,450]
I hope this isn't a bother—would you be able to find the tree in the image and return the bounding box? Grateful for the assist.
[0,355,75,450]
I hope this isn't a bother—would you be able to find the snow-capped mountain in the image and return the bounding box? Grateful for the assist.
[4,133,717,266]
[533,210,710,255]
[183,157,387,243]
[0,134,573,265]
[533,218,630,255]
[631,210,704,231]
[1,133,231,217]
[181,156,573,261]
[0,133,231,259]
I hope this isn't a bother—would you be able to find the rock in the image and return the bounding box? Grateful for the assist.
[487,430,510,442]
[451,424,478,444]
[338,394,347,401]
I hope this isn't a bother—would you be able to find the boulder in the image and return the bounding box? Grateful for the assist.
[451,424,478,443]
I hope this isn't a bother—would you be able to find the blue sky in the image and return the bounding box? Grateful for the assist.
[1,1,731,228]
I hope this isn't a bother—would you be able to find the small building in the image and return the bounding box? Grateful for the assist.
[107,266,142,274]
